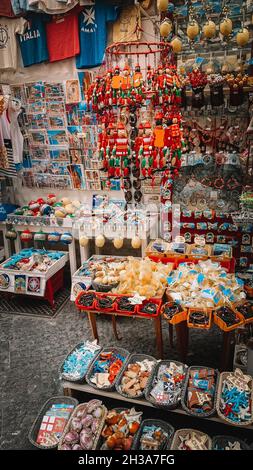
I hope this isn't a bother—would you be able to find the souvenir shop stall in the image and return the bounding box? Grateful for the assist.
[0,0,253,453]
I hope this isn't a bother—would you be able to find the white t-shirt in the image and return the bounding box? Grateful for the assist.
[0,17,27,70]
[35,1,78,14]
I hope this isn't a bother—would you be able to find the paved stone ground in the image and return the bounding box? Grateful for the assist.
[0,300,252,450]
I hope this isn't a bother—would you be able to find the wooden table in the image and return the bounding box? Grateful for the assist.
[78,308,164,359]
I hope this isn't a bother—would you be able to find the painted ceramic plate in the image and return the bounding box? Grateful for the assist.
[0,273,10,289]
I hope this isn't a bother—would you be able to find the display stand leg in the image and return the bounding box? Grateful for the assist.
[2,226,11,258]
[111,315,122,341]
[88,312,99,341]
[14,236,22,254]
[63,387,73,397]
[175,321,189,362]
[95,246,100,256]
[80,242,89,264]
[169,323,174,348]
[154,315,163,359]
[220,331,235,371]
[68,240,77,277]
[141,238,147,258]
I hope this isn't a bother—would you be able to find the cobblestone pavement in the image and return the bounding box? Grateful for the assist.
[1,300,252,450]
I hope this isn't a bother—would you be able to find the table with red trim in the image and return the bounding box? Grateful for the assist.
[0,252,68,309]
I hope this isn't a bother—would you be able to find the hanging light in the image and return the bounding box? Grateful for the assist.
[236,27,250,47]
[160,20,172,38]
[203,20,216,39]
[157,0,168,12]
[220,17,233,36]
[171,36,182,53]
[187,19,200,40]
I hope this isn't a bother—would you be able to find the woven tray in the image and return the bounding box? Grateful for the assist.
[99,407,139,450]
[28,396,78,449]
[145,360,188,410]
[132,419,174,450]
[91,279,119,293]
[58,401,107,450]
[216,371,253,427]
[59,342,101,384]
[181,366,219,418]
[212,435,250,450]
[115,353,157,399]
[85,346,130,391]
[170,428,212,450]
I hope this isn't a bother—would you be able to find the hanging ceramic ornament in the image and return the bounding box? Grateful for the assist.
[54,207,66,218]
[65,204,75,215]
[34,230,46,242]
[160,20,172,37]
[79,235,89,247]
[131,236,141,249]
[47,194,57,205]
[95,234,105,248]
[203,20,216,39]
[61,197,70,206]
[61,232,73,245]
[157,0,168,12]
[219,17,232,36]
[40,203,53,216]
[5,228,17,240]
[20,230,33,242]
[113,237,124,249]
[236,27,249,47]
[171,36,182,53]
[187,19,199,40]
[48,232,61,243]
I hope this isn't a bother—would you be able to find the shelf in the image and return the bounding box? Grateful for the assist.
[62,381,253,431]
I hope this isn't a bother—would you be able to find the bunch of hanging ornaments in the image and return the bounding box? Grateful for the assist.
[86,41,186,198]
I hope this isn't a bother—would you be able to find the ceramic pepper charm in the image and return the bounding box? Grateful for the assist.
[188,68,208,109]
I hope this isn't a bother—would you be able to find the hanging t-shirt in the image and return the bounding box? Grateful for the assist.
[46,10,80,63]
[112,5,141,43]
[0,17,27,70]
[0,1,15,18]
[19,13,49,66]
[36,0,78,14]
[11,1,31,15]
[76,1,118,69]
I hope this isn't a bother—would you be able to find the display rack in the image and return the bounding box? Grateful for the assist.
[4,221,77,277]
[62,381,253,432]
[0,251,68,297]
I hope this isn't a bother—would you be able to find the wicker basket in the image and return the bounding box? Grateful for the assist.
[187,308,213,330]
[99,407,140,450]
[181,366,219,418]
[58,402,107,450]
[170,428,212,450]
[85,346,130,391]
[59,342,101,384]
[234,301,253,325]
[132,419,174,450]
[216,371,253,427]
[75,290,97,311]
[28,396,78,449]
[212,435,249,450]
[91,279,119,293]
[115,353,157,399]
[162,302,187,325]
[145,360,188,410]
[213,305,245,332]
